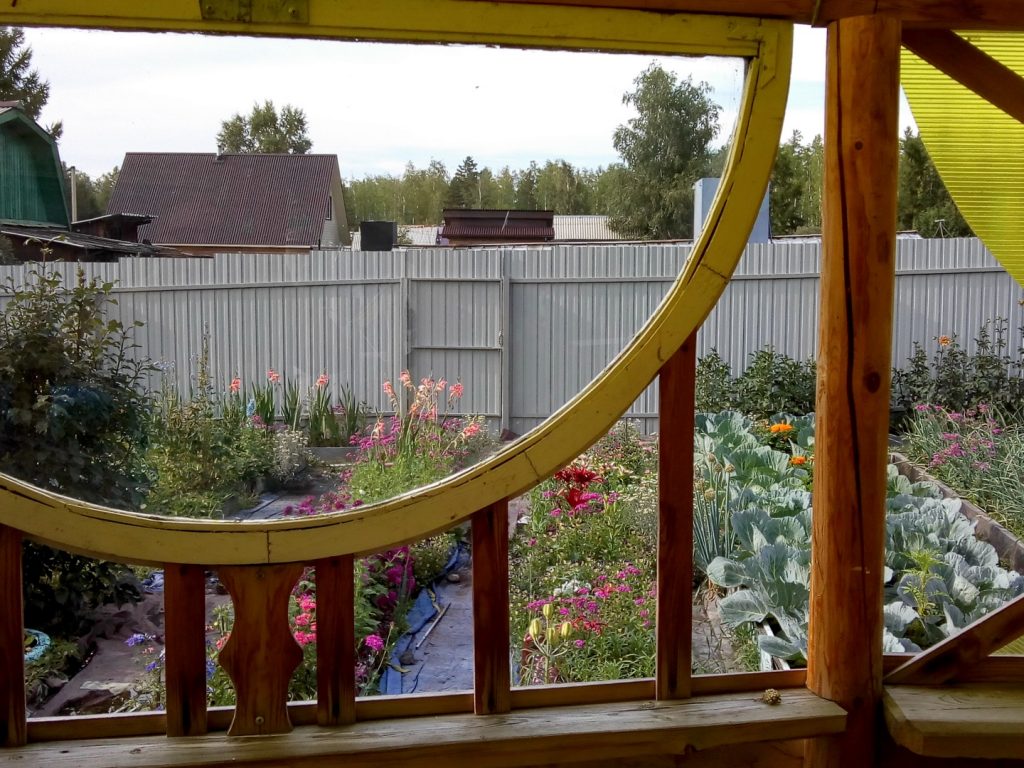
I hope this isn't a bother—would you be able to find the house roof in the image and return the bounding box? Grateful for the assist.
[553,215,623,241]
[440,209,555,241]
[0,224,185,258]
[107,152,340,247]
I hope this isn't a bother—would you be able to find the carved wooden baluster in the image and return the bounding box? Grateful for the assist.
[315,555,356,726]
[0,525,25,747]
[217,564,304,736]
[163,564,208,736]
[472,500,511,714]
[656,335,696,700]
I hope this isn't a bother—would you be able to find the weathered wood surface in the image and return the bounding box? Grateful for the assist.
[882,741,1024,768]
[315,556,356,726]
[657,337,696,700]
[3,690,845,767]
[806,12,901,768]
[0,526,25,747]
[473,501,511,714]
[163,564,208,737]
[216,564,305,736]
[884,684,1024,759]
[886,594,1024,685]
[891,453,1024,573]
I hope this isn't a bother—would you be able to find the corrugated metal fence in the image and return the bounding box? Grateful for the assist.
[1,238,1021,434]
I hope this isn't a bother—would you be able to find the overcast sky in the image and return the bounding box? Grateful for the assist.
[23,25,915,180]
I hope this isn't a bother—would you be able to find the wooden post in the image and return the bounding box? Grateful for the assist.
[806,14,901,768]
[656,336,696,700]
[315,555,356,725]
[472,500,511,714]
[163,564,208,736]
[0,526,25,747]
[217,564,305,736]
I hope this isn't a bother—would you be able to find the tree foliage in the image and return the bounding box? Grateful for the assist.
[0,27,48,119]
[769,131,823,236]
[609,64,721,240]
[447,156,481,208]
[216,100,313,154]
[897,128,972,237]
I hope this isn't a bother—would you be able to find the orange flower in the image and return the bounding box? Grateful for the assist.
[938,335,952,347]
[790,455,807,466]
[769,423,794,434]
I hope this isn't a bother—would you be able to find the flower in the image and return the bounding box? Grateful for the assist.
[267,368,281,383]
[229,376,241,394]
[769,423,794,434]
[790,455,807,466]
[449,381,464,399]
[125,633,149,647]
[938,335,952,346]
[383,380,395,398]
[315,372,329,388]
[364,634,385,652]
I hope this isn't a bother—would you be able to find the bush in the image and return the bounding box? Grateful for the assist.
[0,269,148,634]
[734,347,816,419]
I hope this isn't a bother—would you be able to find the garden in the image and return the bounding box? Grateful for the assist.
[5,268,1024,715]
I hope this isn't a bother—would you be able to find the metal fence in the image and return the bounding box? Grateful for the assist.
[1,237,1021,434]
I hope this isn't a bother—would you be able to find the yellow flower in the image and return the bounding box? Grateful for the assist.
[938,335,952,347]
[769,423,795,434]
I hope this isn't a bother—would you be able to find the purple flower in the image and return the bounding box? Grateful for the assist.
[364,634,385,652]
[125,633,148,647]
[145,659,160,672]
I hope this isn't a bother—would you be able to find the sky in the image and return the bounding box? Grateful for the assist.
[23,25,915,180]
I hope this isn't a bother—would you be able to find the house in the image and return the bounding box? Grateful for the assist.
[0,103,172,261]
[106,152,350,256]
[350,217,624,249]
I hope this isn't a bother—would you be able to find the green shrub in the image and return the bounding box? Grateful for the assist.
[696,349,737,412]
[0,269,148,634]
[734,347,816,419]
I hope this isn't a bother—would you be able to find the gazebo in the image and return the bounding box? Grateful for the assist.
[0,2,1021,767]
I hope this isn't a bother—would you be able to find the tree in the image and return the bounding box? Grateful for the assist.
[1,27,61,138]
[897,128,971,237]
[609,64,721,240]
[216,100,312,154]
[447,156,481,208]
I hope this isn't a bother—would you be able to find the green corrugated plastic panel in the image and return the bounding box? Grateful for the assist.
[901,33,1024,287]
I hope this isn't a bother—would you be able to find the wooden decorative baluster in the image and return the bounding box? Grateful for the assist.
[163,564,208,737]
[657,335,696,700]
[315,555,356,726]
[473,501,511,715]
[217,564,304,736]
[0,525,25,747]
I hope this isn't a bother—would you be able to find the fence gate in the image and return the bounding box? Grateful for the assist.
[406,276,506,431]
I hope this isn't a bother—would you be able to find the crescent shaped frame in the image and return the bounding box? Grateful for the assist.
[0,3,793,566]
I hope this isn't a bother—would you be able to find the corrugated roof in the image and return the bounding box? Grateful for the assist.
[440,223,554,239]
[552,215,624,241]
[107,152,340,247]
[0,224,184,257]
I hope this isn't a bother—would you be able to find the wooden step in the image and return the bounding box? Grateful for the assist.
[2,690,845,768]
[884,683,1024,760]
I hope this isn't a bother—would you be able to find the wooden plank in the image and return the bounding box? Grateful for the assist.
[656,336,696,700]
[881,739,1024,768]
[0,525,25,747]
[883,684,1024,759]
[163,564,207,737]
[885,593,1024,685]
[902,30,1024,124]
[216,564,305,736]
[0,689,846,768]
[806,13,901,768]
[315,555,356,726]
[472,501,511,714]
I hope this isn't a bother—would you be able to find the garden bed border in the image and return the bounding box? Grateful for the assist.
[890,452,1024,574]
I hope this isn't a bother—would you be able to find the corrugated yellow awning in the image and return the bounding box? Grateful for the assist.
[902,33,1024,285]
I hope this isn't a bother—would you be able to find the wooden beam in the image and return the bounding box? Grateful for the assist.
[806,13,901,768]
[472,501,511,714]
[163,564,208,737]
[0,526,25,747]
[885,593,1024,685]
[902,30,1024,124]
[656,336,696,700]
[315,556,356,726]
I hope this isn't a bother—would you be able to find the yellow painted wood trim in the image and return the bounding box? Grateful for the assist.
[0,17,792,566]
[2,0,766,57]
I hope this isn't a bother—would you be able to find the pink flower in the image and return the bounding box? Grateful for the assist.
[462,422,481,439]
[574,639,585,649]
[294,613,311,628]
[450,382,464,399]
[229,376,241,394]
[315,373,329,388]
[267,369,281,383]
[364,634,385,652]
[399,370,413,388]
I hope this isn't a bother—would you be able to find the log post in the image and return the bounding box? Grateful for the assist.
[656,335,696,700]
[806,14,901,768]
[163,564,208,736]
[472,500,511,714]
[315,555,356,725]
[0,526,25,747]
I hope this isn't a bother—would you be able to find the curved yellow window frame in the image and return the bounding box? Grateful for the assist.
[0,2,792,565]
